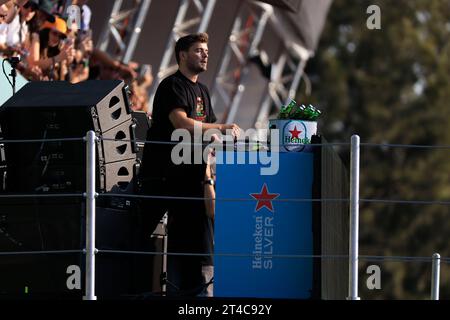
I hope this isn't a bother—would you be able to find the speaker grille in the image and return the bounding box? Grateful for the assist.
[0,81,137,194]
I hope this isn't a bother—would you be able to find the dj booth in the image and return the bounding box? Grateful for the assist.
[214,151,316,299]
[0,80,348,299]
[213,138,349,300]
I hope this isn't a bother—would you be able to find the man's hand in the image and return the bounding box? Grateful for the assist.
[209,133,222,144]
[58,41,74,62]
[117,63,137,81]
[79,37,93,55]
[221,123,241,139]
[169,108,242,140]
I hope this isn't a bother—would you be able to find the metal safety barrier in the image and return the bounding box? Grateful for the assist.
[1,131,450,300]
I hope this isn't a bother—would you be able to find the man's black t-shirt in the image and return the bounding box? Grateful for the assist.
[151,70,217,142]
[140,70,216,266]
[141,71,216,178]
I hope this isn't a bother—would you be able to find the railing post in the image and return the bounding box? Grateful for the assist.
[431,253,440,300]
[84,130,97,300]
[347,135,361,300]
[162,213,168,295]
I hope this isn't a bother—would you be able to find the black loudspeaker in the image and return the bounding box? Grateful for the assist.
[0,131,7,192]
[0,198,83,298]
[0,80,138,195]
[0,82,161,298]
[131,111,151,162]
[0,198,154,299]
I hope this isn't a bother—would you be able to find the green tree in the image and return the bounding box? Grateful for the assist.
[300,0,450,299]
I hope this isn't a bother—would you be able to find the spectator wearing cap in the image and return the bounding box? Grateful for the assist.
[29,15,74,80]
[33,0,54,24]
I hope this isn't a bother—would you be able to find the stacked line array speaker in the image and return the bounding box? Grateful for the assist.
[0,197,156,299]
[0,80,138,195]
[0,81,159,298]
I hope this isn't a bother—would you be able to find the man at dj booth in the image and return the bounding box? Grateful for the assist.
[139,32,240,297]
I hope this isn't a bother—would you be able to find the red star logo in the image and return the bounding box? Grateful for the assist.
[250,183,280,213]
[289,126,302,139]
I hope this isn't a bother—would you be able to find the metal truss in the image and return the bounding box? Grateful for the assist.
[148,0,217,113]
[96,0,314,127]
[254,42,312,130]
[211,1,313,131]
[210,2,274,124]
[96,0,152,63]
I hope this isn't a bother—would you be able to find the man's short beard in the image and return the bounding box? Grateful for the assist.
[187,61,207,74]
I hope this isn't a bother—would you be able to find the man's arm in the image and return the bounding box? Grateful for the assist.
[204,161,215,221]
[90,48,137,80]
[169,108,240,137]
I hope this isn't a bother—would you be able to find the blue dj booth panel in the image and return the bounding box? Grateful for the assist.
[214,151,315,299]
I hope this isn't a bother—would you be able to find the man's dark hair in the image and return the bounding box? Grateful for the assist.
[175,33,209,65]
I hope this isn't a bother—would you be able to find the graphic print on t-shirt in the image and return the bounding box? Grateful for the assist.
[195,96,206,121]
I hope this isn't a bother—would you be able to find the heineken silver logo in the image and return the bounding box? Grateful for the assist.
[283,121,310,151]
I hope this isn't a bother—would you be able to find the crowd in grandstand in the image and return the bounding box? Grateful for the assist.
[0,0,153,113]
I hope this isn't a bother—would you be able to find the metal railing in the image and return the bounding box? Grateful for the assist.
[1,131,449,300]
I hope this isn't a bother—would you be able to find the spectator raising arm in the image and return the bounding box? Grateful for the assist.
[90,48,137,81]
[29,34,73,70]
